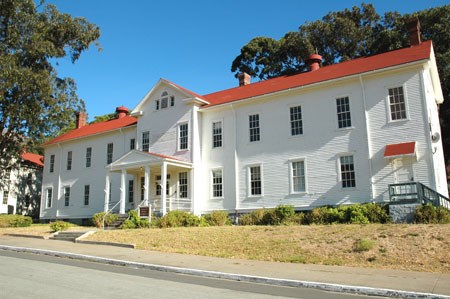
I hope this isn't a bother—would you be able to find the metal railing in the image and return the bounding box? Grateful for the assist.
[388,182,450,209]
[102,201,121,230]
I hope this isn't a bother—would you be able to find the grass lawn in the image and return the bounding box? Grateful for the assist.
[2,223,449,273]
[85,224,450,273]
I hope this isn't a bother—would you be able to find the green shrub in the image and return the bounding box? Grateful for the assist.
[0,215,32,228]
[120,219,137,229]
[342,205,370,224]
[363,203,391,223]
[414,204,450,224]
[139,218,150,228]
[204,211,230,226]
[49,221,70,232]
[353,238,375,252]
[307,206,344,224]
[92,212,118,228]
[275,205,295,220]
[157,210,201,228]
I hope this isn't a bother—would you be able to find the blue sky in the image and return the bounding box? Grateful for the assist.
[44,0,448,120]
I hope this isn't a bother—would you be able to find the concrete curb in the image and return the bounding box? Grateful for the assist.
[75,240,136,248]
[1,245,449,299]
[5,234,47,240]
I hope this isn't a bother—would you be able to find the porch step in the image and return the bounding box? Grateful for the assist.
[104,214,128,230]
[50,231,89,242]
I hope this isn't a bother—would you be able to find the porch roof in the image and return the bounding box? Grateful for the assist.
[107,150,192,172]
[384,141,416,158]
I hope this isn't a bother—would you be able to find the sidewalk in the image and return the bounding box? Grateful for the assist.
[0,235,449,298]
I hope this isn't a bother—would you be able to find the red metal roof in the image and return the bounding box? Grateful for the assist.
[21,152,44,167]
[145,151,183,161]
[384,142,416,158]
[45,115,137,146]
[202,41,432,108]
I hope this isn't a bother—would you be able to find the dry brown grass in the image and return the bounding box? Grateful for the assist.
[86,224,450,273]
[0,223,93,237]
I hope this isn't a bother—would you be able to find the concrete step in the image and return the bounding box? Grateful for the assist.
[50,231,89,242]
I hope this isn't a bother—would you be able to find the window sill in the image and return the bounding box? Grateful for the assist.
[336,126,354,132]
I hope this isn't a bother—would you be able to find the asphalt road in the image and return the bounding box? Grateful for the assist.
[0,250,383,299]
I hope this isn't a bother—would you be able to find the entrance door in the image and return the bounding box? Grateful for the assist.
[394,158,414,183]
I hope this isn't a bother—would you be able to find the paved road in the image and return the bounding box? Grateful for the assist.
[0,251,382,299]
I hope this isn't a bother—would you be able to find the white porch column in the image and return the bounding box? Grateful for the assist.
[189,169,194,213]
[144,165,150,205]
[104,173,110,212]
[119,169,126,214]
[161,162,167,215]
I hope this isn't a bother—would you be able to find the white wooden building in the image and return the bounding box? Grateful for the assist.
[40,36,448,222]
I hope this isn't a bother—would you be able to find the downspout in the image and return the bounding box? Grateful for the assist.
[359,75,375,200]
[231,103,240,214]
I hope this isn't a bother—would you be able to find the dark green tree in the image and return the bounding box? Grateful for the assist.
[0,0,100,184]
[232,4,450,170]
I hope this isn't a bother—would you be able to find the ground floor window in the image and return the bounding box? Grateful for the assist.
[249,165,262,196]
[211,169,223,198]
[2,190,8,204]
[128,180,134,203]
[340,155,356,188]
[84,185,90,206]
[46,188,52,208]
[179,172,188,198]
[291,160,306,193]
[64,186,70,207]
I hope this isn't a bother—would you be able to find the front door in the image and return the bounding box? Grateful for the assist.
[394,158,414,183]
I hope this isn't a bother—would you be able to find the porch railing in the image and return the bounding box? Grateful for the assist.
[103,200,121,230]
[388,182,450,209]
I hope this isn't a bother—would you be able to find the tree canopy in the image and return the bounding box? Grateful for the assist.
[0,0,100,182]
[231,4,450,167]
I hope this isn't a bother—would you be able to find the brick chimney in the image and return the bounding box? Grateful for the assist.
[116,106,129,119]
[306,54,322,71]
[75,111,87,129]
[407,17,421,46]
[238,72,251,86]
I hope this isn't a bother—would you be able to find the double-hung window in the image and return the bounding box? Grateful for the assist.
[128,180,134,203]
[130,138,135,150]
[179,123,188,150]
[107,143,113,164]
[86,147,92,168]
[388,86,407,121]
[161,92,169,109]
[340,155,356,188]
[179,172,188,198]
[290,106,303,136]
[66,151,72,170]
[84,185,90,206]
[46,188,53,208]
[142,131,150,152]
[211,169,223,198]
[2,191,8,204]
[291,160,306,193]
[64,186,71,207]
[212,121,222,148]
[49,155,55,173]
[249,114,260,142]
[249,166,262,196]
[336,97,352,128]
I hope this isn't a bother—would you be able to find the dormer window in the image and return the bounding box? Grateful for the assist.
[155,92,174,111]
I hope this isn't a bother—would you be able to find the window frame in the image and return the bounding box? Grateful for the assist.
[178,123,189,151]
[130,138,136,150]
[290,159,307,194]
[46,188,53,208]
[2,190,8,205]
[212,121,223,148]
[49,154,55,173]
[248,113,260,143]
[289,105,303,136]
[387,85,409,122]
[211,168,224,199]
[142,131,150,152]
[84,185,90,206]
[64,186,71,207]
[128,179,134,203]
[107,143,113,164]
[248,164,263,197]
[66,151,72,171]
[336,96,352,129]
[160,91,169,109]
[86,147,92,168]
[179,172,188,198]
[339,154,357,189]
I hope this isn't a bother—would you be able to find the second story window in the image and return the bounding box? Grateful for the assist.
[249,114,260,142]
[336,97,352,128]
[388,86,407,121]
[49,154,55,173]
[290,106,303,136]
[179,123,188,150]
[66,151,72,171]
[86,147,92,168]
[142,131,150,152]
[212,121,222,148]
[107,143,113,164]
[130,138,135,150]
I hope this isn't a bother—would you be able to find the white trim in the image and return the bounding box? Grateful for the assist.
[385,84,410,123]
[337,153,357,190]
[211,119,224,149]
[177,122,190,151]
[248,112,261,144]
[247,164,263,198]
[210,167,224,199]
[289,158,307,194]
[288,104,304,137]
[335,94,353,130]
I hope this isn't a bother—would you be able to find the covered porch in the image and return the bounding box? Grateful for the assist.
[105,150,193,216]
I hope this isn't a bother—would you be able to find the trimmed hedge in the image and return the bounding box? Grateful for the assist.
[50,221,70,232]
[0,214,32,228]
